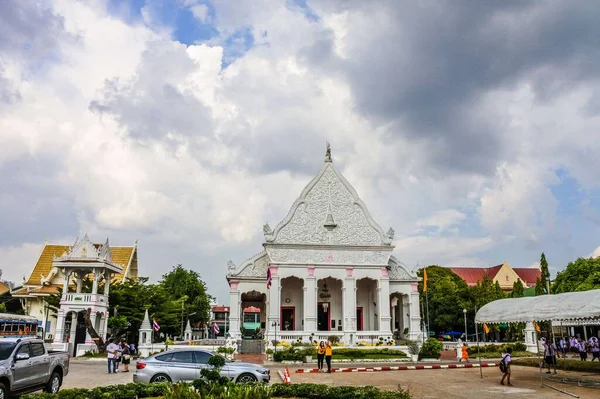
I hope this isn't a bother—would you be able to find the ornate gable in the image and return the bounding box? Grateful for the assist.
[387,256,416,280]
[64,234,99,259]
[265,145,393,247]
[228,251,269,278]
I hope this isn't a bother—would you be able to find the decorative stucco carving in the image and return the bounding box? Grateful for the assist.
[267,163,389,246]
[325,141,332,163]
[387,256,416,280]
[263,223,273,239]
[231,251,270,278]
[385,228,395,244]
[266,247,391,265]
[227,260,237,275]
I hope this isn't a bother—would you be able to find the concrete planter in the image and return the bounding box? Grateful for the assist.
[410,354,418,362]
[305,355,313,363]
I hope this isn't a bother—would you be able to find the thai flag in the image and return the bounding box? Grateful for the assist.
[213,323,220,335]
[266,268,272,289]
[152,318,160,332]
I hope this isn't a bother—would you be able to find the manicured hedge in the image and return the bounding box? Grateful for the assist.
[512,357,600,373]
[272,383,411,399]
[20,382,412,399]
[466,342,527,356]
[20,382,170,399]
[274,347,407,361]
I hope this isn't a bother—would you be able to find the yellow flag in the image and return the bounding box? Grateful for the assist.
[534,322,541,333]
[483,323,490,334]
[423,268,428,292]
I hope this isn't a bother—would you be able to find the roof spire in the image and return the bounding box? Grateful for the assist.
[325,141,332,162]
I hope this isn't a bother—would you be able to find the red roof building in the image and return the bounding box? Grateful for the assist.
[449,262,541,291]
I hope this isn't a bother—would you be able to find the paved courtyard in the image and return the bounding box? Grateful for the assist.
[63,359,598,398]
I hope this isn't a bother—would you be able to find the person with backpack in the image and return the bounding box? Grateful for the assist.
[500,347,513,386]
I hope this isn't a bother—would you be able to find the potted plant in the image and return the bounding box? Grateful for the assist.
[407,341,419,362]
[266,348,274,361]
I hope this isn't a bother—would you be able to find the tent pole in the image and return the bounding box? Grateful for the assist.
[475,322,482,379]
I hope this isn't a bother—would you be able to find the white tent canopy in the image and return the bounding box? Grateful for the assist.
[475,289,600,324]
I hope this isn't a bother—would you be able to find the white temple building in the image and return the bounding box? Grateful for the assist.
[226,145,422,346]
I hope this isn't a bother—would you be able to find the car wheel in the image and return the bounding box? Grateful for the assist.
[236,373,258,383]
[150,374,172,383]
[44,372,62,393]
[0,382,7,399]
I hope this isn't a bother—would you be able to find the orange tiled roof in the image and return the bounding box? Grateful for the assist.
[0,282,10,295]
[25,244,135,286]
[10,287,30,296]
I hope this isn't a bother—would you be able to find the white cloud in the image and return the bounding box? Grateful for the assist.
[1,0,600,302]
[590,246,600,258]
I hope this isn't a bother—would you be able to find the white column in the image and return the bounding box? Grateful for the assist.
[343,269,356,331]
[53,309,66,343]
[228,281,241,339]
[409,288,422,342]
[69,312,77,343]
[303,268,317,333]
[104,270,111,296]
[391,299,397,333]
[525,322,537,352]
[76,272,83,293]
[91,269,98,295]
[402,295,410,337]
[62,270,70,293]
[267,267,281,340]
[378,269,391,335]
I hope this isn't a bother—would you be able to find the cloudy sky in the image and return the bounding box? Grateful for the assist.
[1,0,599,302]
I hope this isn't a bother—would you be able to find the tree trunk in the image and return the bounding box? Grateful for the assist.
[83,308,106,353]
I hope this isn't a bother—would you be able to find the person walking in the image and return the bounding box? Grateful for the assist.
[541,337,557,374]
[456,338,463,362]
[121,341,131,372]
[115,340,123,372]
[500,347,513,386]
[317,341,326,372]
[559,337,568,359]
[106,339,118,374]
[578,338,588,361]
[461,343,469,363]
[589,337,599,361]
[325,341,333,373]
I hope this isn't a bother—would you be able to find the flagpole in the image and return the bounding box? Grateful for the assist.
[425,290,430,338]
[476,322,482,378]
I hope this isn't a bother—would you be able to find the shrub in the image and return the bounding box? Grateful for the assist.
[406,341,419,355]
[216,346,235,355]
[418,338,442,360]
[20,383,170,399]
[328,335,340,344]
[271,383,411,399]
[466,342,527,356]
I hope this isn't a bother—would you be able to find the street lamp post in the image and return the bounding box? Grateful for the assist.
[463,308,468,342]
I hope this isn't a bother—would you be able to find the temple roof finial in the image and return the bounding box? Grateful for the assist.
[325,141,332,162]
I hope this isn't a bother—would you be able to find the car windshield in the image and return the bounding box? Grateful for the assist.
[0,342,17,360]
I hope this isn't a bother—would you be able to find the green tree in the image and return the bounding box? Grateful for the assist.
[108,277,155,341]
[511,279,525,298]
[468,276,506,310]
[0,303,6,312]
[534,277,546,295]
[159,265,213,327]
[552,257,600,293]
[540,252,550,293]
[417,266,472,335]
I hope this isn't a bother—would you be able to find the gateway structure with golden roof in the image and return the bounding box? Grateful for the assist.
[12,235,138,343]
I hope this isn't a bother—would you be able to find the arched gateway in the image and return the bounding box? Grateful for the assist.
[226,145,422,346]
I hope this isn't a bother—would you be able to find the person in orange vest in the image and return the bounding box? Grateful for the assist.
[461,344,469,362]
[325,341,333,373]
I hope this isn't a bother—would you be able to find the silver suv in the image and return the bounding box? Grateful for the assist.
[133,348,270,384]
